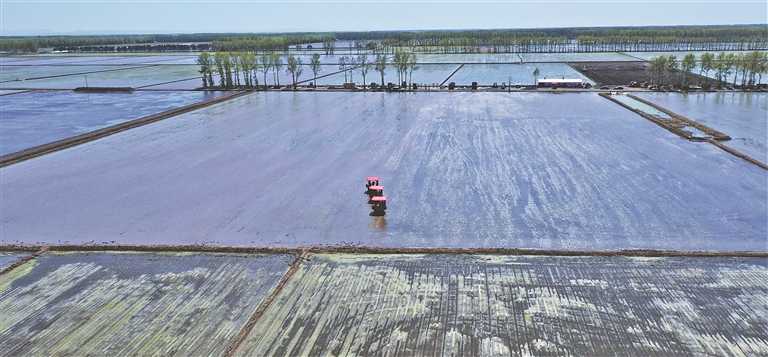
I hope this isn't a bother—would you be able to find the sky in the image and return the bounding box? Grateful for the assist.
[1,0,766,36]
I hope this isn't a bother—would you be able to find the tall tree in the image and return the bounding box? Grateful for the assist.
[240,52,258,88]
[375,53,387,86]
[665,55,678,87]
[714,51,727,87]
[699,52,715,86]
[407,53,419,85]
[322,36,335,55]
[338,56,349,82]
[214,52,227,87]
[310,53,322,86]
[259,53,272,88]
[230,53,241,87]
[286,55,304,89]
[357,53,371,90]
[756,51,768,86]
[393,50,409,85]
[346,55,357,82]
[196,52,213,88]
[221,52,234,88]
[722,52,736,87]
[271,53,283,86]
[680,53,696,87]
[646,55,669,85]
[738,53,750,87]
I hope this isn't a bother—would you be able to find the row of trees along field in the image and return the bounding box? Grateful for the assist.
[0,34,223,53]
[2,25,765,54]
[53,44,214,53]
[196,51,419,89]
[646,51,768,88]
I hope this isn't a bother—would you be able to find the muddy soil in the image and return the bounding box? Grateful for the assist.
[569,61,711,86]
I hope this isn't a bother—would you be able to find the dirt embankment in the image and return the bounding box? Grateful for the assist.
[569,61,712,86]
[2,244,766,258]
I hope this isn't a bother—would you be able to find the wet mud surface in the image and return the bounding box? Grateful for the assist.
[0,251,293,356]
[570,61,710,86]
[1,92,765,250]
[238,253,768,356]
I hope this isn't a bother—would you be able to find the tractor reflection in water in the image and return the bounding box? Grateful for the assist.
[371,215,387,230]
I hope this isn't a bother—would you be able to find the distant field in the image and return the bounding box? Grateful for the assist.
[0,90,226,154]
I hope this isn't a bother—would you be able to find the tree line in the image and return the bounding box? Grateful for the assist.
[0,34,224,53]
[196,50,419,89]
[53,44,214,53]
[197,52,318,89]
[646,51,767,88]
[2,25,765,54]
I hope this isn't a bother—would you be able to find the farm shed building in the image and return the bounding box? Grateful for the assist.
[537,78,584,88]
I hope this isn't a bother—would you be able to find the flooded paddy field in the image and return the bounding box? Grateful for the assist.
[238,253,768,356]
[0,65,202,90]
[0,90,227,155]
[0,54,196,66]
[1,92,764,250]
[313,64,458,86]
[521,52,637,62]
[0,251,293,356]
[0,252,31,271]
[0,55,128,66]
[635,92,768,164]
[449,63,592,86]
[0,65,145,83]
[0,90,28,96]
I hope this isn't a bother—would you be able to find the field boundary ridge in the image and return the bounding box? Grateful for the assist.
[1,244,766,258]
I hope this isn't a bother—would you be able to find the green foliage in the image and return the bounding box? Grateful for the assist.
[375,53,387,86]
[310,53,322,85]
[357,53,372,89]
[680,53,696,87]
[196,52,214,87]
[3,25,766,55]
[286,55,304,88]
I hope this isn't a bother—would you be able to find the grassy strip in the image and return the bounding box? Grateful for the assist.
[1,244,765,257]
[0,90,250,168]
